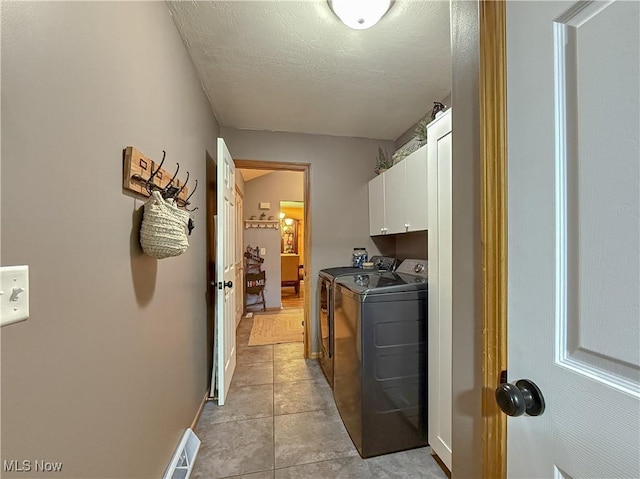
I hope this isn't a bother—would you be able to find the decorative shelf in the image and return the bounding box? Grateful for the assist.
[245,220,280,230]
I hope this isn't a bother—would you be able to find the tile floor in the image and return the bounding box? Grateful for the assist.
[192,316,448,479]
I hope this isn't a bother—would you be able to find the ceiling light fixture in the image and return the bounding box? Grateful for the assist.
[328,0,393,30]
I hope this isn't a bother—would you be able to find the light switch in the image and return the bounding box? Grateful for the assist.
[260,247,266,256]
[1,265,30,327]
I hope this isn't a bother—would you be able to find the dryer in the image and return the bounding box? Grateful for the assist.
[317,256,397,388]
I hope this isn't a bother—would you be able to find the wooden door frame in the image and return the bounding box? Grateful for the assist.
[480,1,508,478]
[234,160,312,359]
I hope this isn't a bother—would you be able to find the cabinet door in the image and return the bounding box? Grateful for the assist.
[368,174,386,236]
[384,161,407,234]
[405,145,428,231]
[427,109,452,470]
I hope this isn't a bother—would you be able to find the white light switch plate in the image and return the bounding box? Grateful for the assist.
[1,265,30,327]
[260,247,266,256]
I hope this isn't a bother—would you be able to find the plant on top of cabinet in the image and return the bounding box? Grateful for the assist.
[414,117,429,146]
[375,147,393,175]
[413,102,448,147]
[392,149,410,164]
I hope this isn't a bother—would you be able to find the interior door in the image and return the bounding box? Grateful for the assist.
[505,1,639,477]
[214,138,237,405]
[235,187,244,328]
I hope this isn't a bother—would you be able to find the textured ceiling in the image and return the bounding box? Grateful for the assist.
[167,1,451,140]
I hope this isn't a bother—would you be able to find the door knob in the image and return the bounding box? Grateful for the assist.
[495,379,545,417]
[217,281,233,290]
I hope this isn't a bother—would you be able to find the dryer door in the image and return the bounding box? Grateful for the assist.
[318,276,334,387]
[318,277,332,359]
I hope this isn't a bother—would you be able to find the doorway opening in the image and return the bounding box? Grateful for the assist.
[235,160,312,359]
[280,200,305,310]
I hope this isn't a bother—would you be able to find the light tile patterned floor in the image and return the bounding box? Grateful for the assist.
[192,316,448,479]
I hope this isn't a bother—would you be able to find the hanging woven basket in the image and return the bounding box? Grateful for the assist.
[140,191,190,259]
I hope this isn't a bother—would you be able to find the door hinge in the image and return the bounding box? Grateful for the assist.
[499,369,507,385]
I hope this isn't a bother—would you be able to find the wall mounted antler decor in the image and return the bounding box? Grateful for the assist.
[122,146,197,210]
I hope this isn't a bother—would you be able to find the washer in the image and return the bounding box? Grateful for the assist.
[317,256,397,388]
[333,259,428,458]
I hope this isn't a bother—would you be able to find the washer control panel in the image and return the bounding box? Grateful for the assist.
[395,259,428,279]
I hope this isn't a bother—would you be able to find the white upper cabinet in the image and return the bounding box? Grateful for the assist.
[384,160,407,234]
[368,144,428,236]
[404,145,429,232]
[368,173,386,236]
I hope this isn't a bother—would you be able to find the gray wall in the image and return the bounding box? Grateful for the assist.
[220,127,395,351]
[1,2,217,478]
[371,231,428,261]
[451,1,483,477]
[243,171,304,308]
[394,231,428,260]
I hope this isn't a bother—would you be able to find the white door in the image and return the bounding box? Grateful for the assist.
[428,109,453,470]
[235,188,244,328]
[427,110,452,470]
[214,138,237,405]
[505,1,639,477]
[368,174,386,236]
[384,160,407,234]
[405,145,428,232]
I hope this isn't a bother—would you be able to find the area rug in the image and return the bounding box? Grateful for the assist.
[248,308,304,346]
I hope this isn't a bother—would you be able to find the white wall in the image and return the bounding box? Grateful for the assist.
[220,127,395,352]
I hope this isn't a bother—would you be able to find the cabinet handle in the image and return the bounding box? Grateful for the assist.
[405,223,410,231]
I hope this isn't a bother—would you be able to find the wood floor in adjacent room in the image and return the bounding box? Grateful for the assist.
[281,280,304,309]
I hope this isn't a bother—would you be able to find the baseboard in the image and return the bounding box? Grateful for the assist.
[190,389,209,430]
[431,451,452,479]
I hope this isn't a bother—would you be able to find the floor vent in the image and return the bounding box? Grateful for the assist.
[163,428,201,479]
